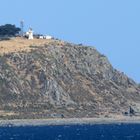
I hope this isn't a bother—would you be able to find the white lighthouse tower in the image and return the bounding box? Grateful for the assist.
[26,28,34,39]
[28,28,34,39]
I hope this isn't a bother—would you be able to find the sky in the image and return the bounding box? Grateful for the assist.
[0,0,140,83]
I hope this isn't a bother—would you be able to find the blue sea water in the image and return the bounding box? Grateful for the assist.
[0,124,140,140]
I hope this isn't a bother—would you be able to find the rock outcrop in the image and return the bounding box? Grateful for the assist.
[0,39,140,119]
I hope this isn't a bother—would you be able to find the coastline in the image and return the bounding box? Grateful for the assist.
[0,117,140,127]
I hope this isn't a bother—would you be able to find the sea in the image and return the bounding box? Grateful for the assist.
[0,123,140,140]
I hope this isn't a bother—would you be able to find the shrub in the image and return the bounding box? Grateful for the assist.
[0,24,20,37]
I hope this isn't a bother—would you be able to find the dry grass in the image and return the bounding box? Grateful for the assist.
[0,37,65,55]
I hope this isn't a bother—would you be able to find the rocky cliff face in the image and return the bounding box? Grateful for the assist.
[0,39,140,119]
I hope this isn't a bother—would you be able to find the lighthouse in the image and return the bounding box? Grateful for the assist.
[28,28,34,39]
[26,28,34,39]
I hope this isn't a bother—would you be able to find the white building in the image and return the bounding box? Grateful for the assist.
[28,28,34,39]
[44,35,52,40]
[39,35,52,40]
[26,28,34,39]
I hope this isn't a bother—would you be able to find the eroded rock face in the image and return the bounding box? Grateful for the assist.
[0,42,140,119]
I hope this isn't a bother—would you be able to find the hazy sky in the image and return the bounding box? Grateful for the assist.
[0,0,140,82]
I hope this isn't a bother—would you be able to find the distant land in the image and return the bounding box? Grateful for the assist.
[0,37,140,119]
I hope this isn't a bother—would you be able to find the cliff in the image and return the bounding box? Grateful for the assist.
[0,38,140,119]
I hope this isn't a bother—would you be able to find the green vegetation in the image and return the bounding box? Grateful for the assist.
[0,24,20,37]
